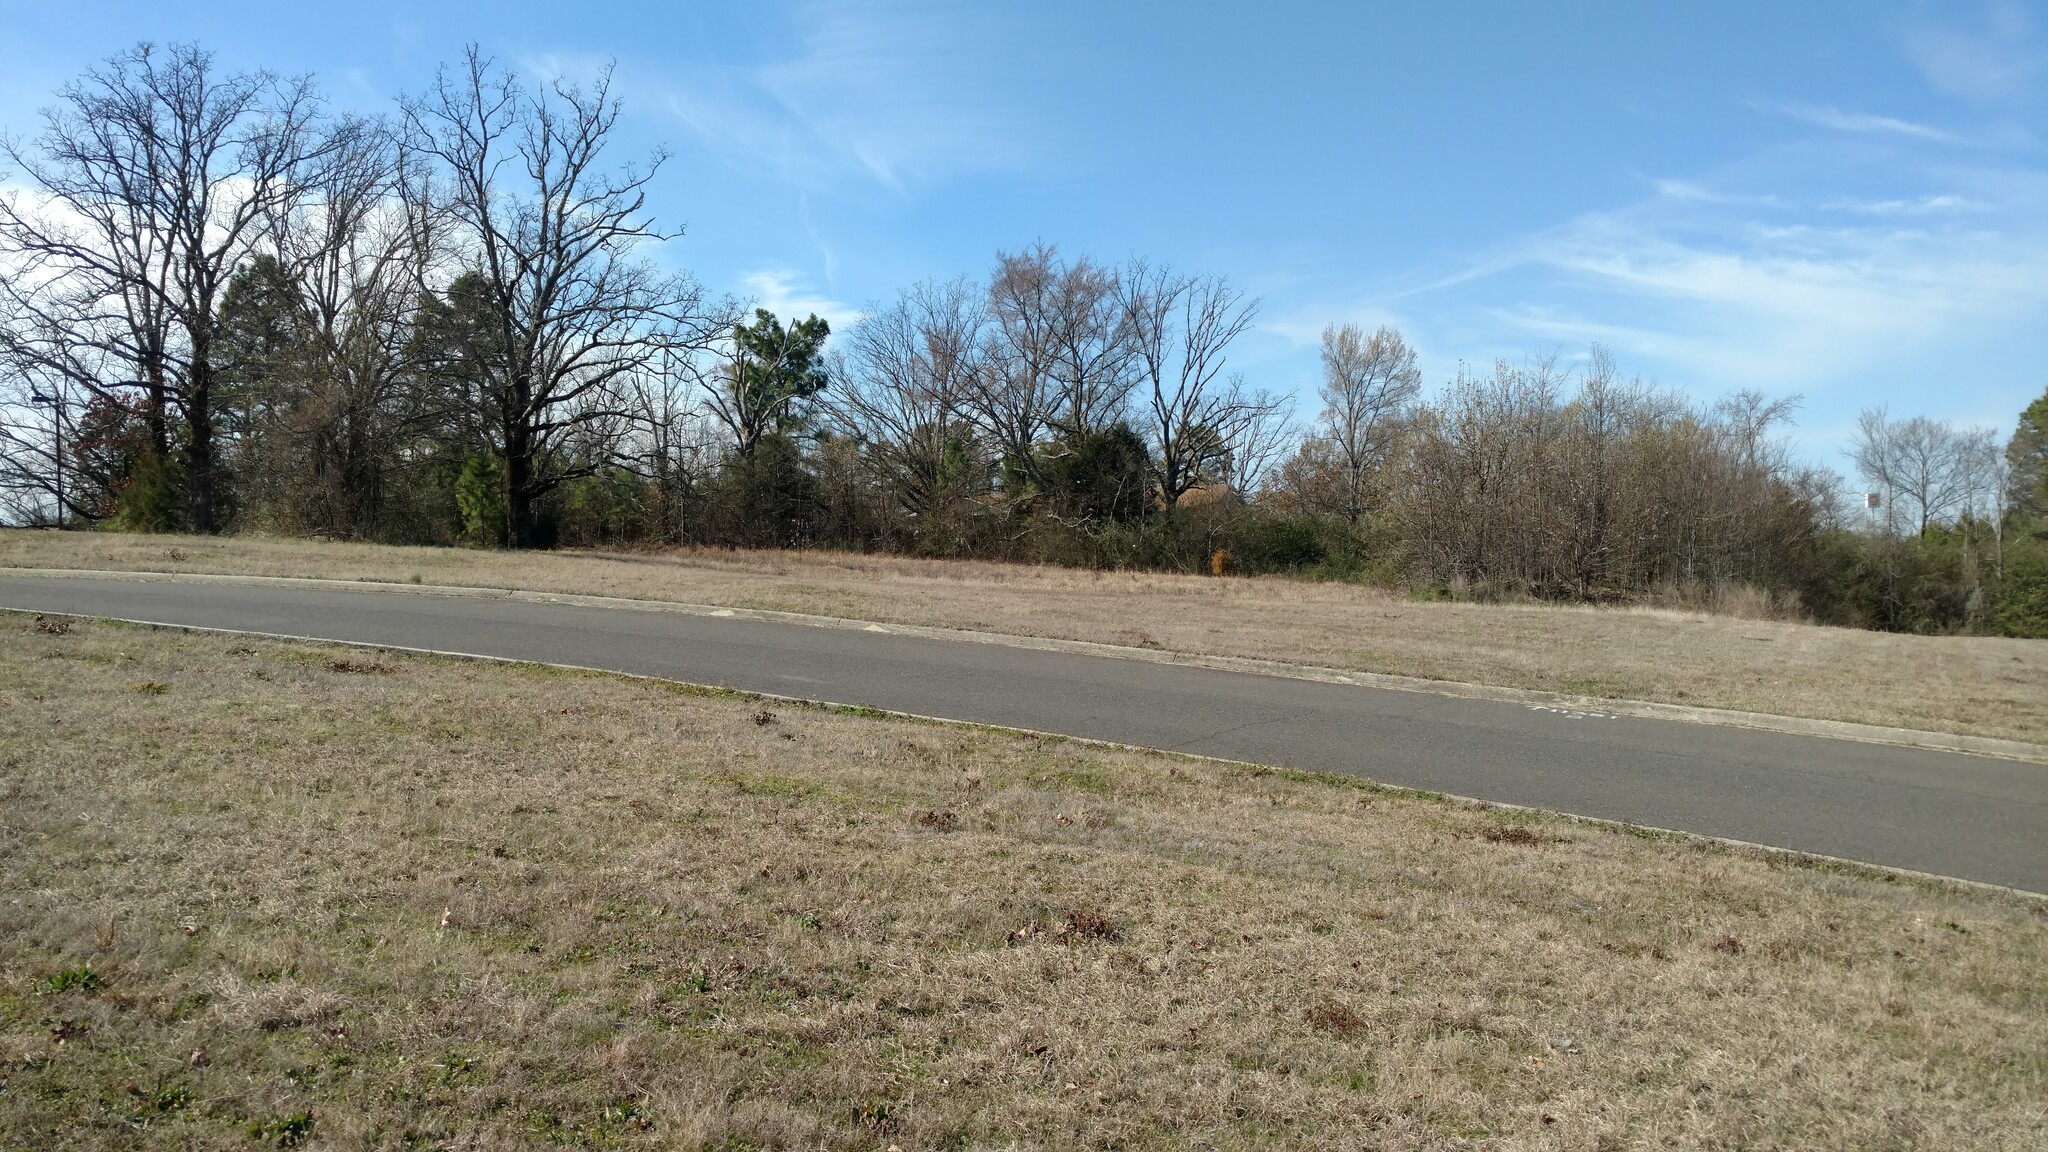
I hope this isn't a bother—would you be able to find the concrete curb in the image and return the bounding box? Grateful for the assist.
[7,564,2044,765]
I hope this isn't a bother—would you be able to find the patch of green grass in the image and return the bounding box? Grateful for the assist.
[719,771,814,797]
[38,966,99,996]
[124,1076,191,1118]
[1027,765,1115,794]
[249,1112,315,1147]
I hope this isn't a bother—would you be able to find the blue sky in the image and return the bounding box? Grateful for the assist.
[3,1,2044,465]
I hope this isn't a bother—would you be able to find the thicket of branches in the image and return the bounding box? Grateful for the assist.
[5,42,2045,636]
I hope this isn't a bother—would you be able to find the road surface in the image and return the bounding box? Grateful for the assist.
[3,572,2042,892]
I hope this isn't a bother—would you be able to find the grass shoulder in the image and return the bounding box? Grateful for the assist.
[3,529,2044,744]
[1,615,2042,1148]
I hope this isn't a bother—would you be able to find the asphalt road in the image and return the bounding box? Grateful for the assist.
[4,573,2043,892]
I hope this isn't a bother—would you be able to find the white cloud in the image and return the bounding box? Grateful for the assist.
[1825,194,1984,216]
[657,1,1031,193]
[735,268,863,334]
[1651,178,1785,208]
[1767,102,1963,143]
[1479,203,2048,394]
[1259,304,1411,354]
[1899,1,2046,106]
[1247,170,2038,438]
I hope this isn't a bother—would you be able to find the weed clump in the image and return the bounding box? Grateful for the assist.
[39,965,100,995]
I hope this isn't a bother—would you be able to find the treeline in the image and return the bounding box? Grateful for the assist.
[3,43,2045,636]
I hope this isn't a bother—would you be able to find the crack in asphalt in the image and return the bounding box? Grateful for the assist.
[1165,708,1321,754]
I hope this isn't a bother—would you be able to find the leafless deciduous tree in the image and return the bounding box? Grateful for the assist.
[0,41,342,531]
[1851,408,1999,537]
[1393,353,1827,599]
[969,244,1136,488]
[0,292,93,523]
[399,47,718,547]
[834,278,988,520]
[1118,264,1275,506]
[1226,396,1297,497]
[229,115,445,536]
[1313,322,1422,523]
[608,344,722,542]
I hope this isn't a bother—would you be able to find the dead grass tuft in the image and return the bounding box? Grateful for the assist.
[1303,1000,1371,1038]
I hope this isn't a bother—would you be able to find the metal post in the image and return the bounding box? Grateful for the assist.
[30,386,64,528]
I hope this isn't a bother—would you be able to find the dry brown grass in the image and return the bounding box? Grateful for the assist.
[4,529,2044,743]
[3,615,2044,1150]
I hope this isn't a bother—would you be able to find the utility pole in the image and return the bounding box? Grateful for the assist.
[29,384,64,528]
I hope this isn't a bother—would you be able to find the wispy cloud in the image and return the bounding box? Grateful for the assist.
[1899,0,2046,106]
[1259,303,1411,354]
[657,1,1032,193]
[736,268,863,333]
[1266,148,2048,433]
[1825,193,1985,216]
[1650,178,1786,208]
[1766,101,1964,143]
[1474,198,2048,396]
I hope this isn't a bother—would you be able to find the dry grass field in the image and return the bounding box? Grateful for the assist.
[3,529,2045,743]
[2,615,2043,1149]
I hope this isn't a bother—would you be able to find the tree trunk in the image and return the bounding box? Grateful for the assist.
[145,356,171,460]
[508,487,537,548]
[185,348,217,533]
[504,429,536,549]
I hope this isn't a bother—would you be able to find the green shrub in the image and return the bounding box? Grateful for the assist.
[107,449,186,533]
[1984,538,2048,638]
[454,455,507,547]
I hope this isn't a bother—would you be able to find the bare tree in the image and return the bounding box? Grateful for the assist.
[835,278,987,520]
[399,48,718,547]
[1223,388,1296,497]
[969,244,1135,491]
[1119,264,1273,506]
[1314,322,1422,523]
[614,344,722,542]
[1851,409,1993,537]
[0,41,342,532]
[231,114,445,536]
[0,291,102,523]
[1715,388,1802,475]
[1391,352,1825,599]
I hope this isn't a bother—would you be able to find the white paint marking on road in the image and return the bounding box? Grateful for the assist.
[1528,704,1618,721]
[709,609,735,617]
